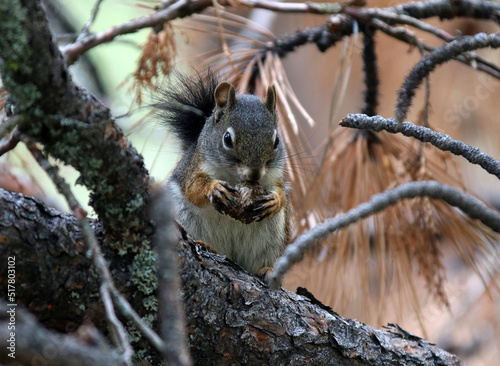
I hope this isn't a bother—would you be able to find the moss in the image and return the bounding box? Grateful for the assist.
[143,295,158,312]
[0,2,29,71]
[129,249,158,296]
[0,0,41,112]
[70,291,86,311]
[127,314,162,365]
[126,193,145,213]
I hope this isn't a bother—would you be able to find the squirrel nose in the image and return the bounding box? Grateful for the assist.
[242,167,264,184]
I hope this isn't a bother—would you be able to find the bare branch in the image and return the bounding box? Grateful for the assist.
[361,28,379,116]
[234,0,349,14]
[63,0,214,65]
[0,130,20,157]
[340,113,500,180]
[369,18,500,80]
[28,143,167,360]
[268,181,500,289]
[152,188,192,366]
[27,144,87,216]
[79,0,106,37]
[0,302,124,366]
[0,115,26,141]
[394,0,500,22]
[395,33,500,121]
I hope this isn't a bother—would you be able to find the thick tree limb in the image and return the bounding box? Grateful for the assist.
[0,0,152,249]
[0,189,463,365]
[0,189,100,329]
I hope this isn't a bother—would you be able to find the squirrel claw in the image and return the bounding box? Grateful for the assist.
[209,181,237,213]
[248,193,280,222]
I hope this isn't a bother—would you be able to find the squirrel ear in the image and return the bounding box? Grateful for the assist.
[214,82,236,109]
[264,84,277,112]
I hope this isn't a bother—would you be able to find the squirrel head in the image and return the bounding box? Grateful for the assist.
[199,81,285,187]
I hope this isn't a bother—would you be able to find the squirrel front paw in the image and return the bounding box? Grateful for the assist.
[247,190,285,222]
[208,181,237,214]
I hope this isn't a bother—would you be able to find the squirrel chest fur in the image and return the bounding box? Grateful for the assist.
[159,73,289,275]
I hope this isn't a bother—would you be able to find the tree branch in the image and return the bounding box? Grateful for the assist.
[180,237,463,365]
[152,189,192,366]
[395,33,500,121]
[268,181,500,288]
[340,113,500,180]
[361,27,379,116]
[0,188,464,365]
[368,17,500,80]
[63,0,214,65]
[0,302,124,366]
[0,189,99,328]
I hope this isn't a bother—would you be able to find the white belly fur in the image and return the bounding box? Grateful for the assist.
[168,180,286,274]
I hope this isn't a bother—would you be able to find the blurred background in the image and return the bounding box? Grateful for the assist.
[1,0,499,364]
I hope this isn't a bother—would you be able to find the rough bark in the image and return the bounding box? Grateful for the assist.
[0,189,102,330]
[0,189,463,365]
[179,240,462,366]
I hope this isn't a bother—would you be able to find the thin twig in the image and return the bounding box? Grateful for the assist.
[394,0,500,23]
[63,0,214,65]
[370,18,500,80]
[361,8,456,42]
[0,114,27,140]
[27,144,87,216]
[99,282,133,363]
[395,33,500,122]
[268,180,500,289]
[0,129,20,157]
[340,113,500,180]
[361,28,378,116]
[79,0,105,37]
[234,0,346,14]
[152,188,192,366]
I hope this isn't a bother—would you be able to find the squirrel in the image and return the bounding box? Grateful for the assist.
[156,72,289,277]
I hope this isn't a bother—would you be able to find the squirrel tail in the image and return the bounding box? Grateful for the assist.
[154,71,218,148]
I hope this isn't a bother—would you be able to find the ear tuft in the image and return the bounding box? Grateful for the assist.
[264,84,277,112]
[214,82,236,109]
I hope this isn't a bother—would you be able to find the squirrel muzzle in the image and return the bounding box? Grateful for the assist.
[239,166,265,184]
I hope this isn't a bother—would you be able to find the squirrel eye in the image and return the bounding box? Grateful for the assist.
[223,131,233,149]
[273,135,280,149]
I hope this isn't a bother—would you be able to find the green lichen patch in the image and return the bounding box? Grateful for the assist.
[129,249,158,296]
